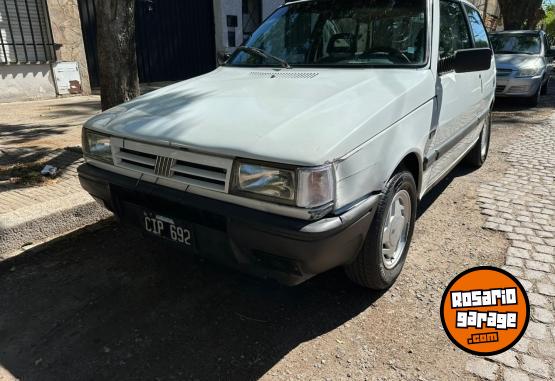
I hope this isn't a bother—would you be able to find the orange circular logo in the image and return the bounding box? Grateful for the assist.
[440,267,530,356]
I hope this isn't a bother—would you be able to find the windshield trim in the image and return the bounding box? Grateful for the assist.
[225,0,431,70]
[225,63,429,70]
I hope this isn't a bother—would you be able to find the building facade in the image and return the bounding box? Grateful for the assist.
[0,0,283,102]
[469,0,503,31]
[214,0,282,54]
[78,0,283,87]
[0,0,90,102]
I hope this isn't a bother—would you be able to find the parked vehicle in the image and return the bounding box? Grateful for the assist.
[78,0,495,289]
[490,30,555,106]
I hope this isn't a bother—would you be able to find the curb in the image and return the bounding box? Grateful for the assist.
[0,193,112,260]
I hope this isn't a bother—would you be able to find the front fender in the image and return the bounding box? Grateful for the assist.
[333,99,433,211]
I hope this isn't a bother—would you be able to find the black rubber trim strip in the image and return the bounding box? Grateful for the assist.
[77,163,379,241]
[423,110,487,171]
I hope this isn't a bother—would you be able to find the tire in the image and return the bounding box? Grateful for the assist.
[526,86,541,107]
[541,77,549,95]
[345,170,417,290]
[465,110,491,168]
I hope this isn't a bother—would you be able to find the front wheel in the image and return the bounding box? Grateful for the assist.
[541,77,549,95]
[526,86,541,107]
[345,170,417,290]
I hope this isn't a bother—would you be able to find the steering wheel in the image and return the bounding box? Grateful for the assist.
[362,47,411,64]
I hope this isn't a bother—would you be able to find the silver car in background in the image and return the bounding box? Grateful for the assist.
[490,30,554,106]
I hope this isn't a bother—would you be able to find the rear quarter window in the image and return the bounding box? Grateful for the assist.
[464,5,490,48]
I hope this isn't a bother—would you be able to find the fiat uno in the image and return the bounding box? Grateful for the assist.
[79,0,495,289]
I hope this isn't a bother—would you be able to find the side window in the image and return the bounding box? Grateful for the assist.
[464,5,490,48]
[439,1,472,59]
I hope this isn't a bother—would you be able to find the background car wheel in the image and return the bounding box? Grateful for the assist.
[465,110,491,168]
[526,86,541,107]
[345,170,417,290]
[541,77,549,95]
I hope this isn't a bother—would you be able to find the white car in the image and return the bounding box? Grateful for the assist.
[79,0,495,289]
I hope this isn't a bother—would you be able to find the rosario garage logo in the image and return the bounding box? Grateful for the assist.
[440,267,530,356]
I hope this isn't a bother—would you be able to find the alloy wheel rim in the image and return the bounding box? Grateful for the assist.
[382,190,412,270]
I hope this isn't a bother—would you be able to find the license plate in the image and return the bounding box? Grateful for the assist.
[143,212,193,247]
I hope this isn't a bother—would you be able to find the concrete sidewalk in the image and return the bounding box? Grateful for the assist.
[0,85,175,258]
[0,96,110,258]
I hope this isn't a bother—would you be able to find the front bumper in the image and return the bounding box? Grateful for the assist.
[78,164,378,285]
[496,75,543,97]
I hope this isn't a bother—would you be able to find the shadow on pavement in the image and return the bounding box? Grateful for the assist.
[0,122,74,146]
[0,147,487,381]
[0,221,384,381]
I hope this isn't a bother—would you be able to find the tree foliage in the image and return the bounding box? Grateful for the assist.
[498,0,545,30]
[545,4,555,40]
[95,0,140,111]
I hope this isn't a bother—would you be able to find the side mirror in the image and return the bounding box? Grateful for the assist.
[217,51,232,65]
[454,48,492,73]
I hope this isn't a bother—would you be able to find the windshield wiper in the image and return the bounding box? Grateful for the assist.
[235,46,291,69]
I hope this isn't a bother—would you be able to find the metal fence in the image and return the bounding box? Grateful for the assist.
[0,0,55,64]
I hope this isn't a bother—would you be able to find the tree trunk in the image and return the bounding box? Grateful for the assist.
[95,0,140,111]
[498,0,544,30]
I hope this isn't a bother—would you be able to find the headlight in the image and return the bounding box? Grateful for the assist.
[83,129,112,163]
[233,161,334,208]
[515,66,543,78]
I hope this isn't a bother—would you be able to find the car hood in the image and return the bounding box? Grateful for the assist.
[86,67,434,166]
[495,54,543,70]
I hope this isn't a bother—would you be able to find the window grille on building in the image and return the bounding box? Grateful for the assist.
[0,0,55,64]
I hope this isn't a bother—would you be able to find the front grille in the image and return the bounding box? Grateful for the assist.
[507,85,529,94]
[113,139,232,193]
[118,148,157,172]
[496,85,506,93]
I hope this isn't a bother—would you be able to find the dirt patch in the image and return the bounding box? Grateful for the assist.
[0,96,100,151]
[0,161,57,187]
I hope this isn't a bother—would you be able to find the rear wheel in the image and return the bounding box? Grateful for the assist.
[465,110,491,168]
[345,170,417,290]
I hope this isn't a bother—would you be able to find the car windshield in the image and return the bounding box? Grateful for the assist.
[228,0,427,68]
[490,34,541,55]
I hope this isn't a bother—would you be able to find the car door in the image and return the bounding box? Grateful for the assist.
[423,0,481,188]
